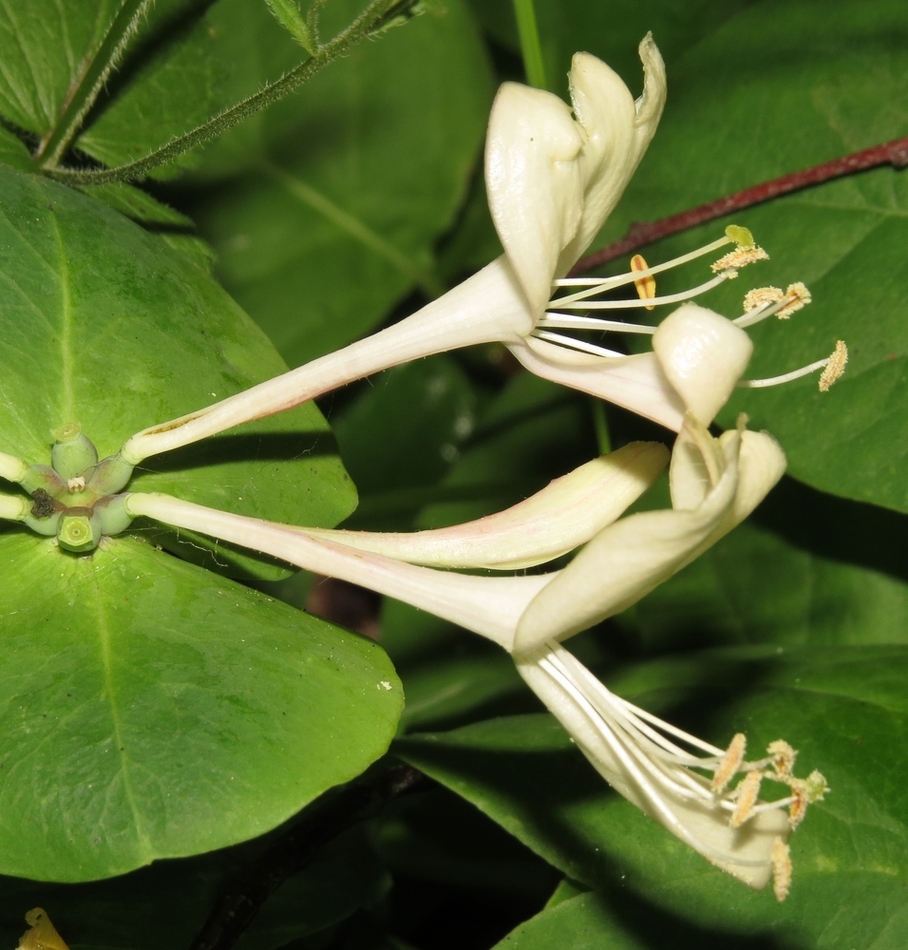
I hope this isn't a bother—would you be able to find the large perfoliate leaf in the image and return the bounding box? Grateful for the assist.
[0,166,356,576]
[397,646,908,949]
[0,532,402,882]
[595,0,908,514]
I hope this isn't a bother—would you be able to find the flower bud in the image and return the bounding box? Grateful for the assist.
[52,423,99,481]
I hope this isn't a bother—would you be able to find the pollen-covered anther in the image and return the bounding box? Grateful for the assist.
[787,783,810,829]
[743,286,784,313]
[767,738,797,780]
[711,245,770,274]
[729,769,763,828]
[771,837,793,902]
[818,341,848,392]
[786,768,828,828]
[776,281,812,318]
[711,732,746,793]
[630,254,656,310]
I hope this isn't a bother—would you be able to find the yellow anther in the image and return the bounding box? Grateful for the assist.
[743,286,784,313]
[786,769,828,828]
[767,739,797,781]
[788,784,810,829]
[725,224,755,248]
[712,732,746,793]
[771,838,792,902]
[730,770,762,828]
[776,282,812,319]
[711,245,770,273]
[630,254,656,310]
[818,341,848,392]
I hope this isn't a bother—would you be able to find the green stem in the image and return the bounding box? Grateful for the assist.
[44,0,417,186]
[591,399,611,455]
[512,0,547,90]
[38,0,155,168]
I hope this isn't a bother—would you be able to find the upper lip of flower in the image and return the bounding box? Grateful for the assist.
[485,34,666,320]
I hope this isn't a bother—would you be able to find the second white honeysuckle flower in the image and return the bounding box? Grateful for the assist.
[115,415,826,895]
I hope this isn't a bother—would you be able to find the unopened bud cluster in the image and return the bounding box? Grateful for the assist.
[15,424,134,552]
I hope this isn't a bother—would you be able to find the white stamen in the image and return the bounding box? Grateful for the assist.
[538,313,657,334]
[553,235,732,293]
[739,341,848,391]
[550,272,731,311]
[532,330,625,358]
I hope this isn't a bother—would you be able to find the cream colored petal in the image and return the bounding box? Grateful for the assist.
[508,337,687,431]
[516,643,789,889]
[557,37,666,274]
[304,441,668,569]
[122,256,534,464]
[668,413,730,511]
[125,492,550,651]
[486,82,586,314]
[652,304,753,425]
[515,426,747,652]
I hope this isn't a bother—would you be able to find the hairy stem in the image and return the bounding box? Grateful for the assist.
[44,0,418,185]
[187,761,426,950]
[573,136,908,273]
[38,0,155,168]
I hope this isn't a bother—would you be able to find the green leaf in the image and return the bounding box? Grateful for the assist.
[468,0,756,93]
[373,787,554,895]
[0,167,356,577]
[594,0,908,513]
[397,645,908,948]
[185,0,494,364]
[0,0,125,140]
[490,892,643,950]
[331,357,479,531]
[0,532,402,882]
[416,373,596,529]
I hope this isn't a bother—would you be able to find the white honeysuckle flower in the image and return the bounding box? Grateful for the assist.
[116,37,838,469]
[117,37,680,466]
[123,416,783,652]
[119,416,824,894]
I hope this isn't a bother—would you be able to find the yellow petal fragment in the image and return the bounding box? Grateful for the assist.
[630,253,656,310]
[17,909,70,950]
[818,341,848,392]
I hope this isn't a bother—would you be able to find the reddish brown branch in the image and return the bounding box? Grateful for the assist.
[573,136,908,274]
